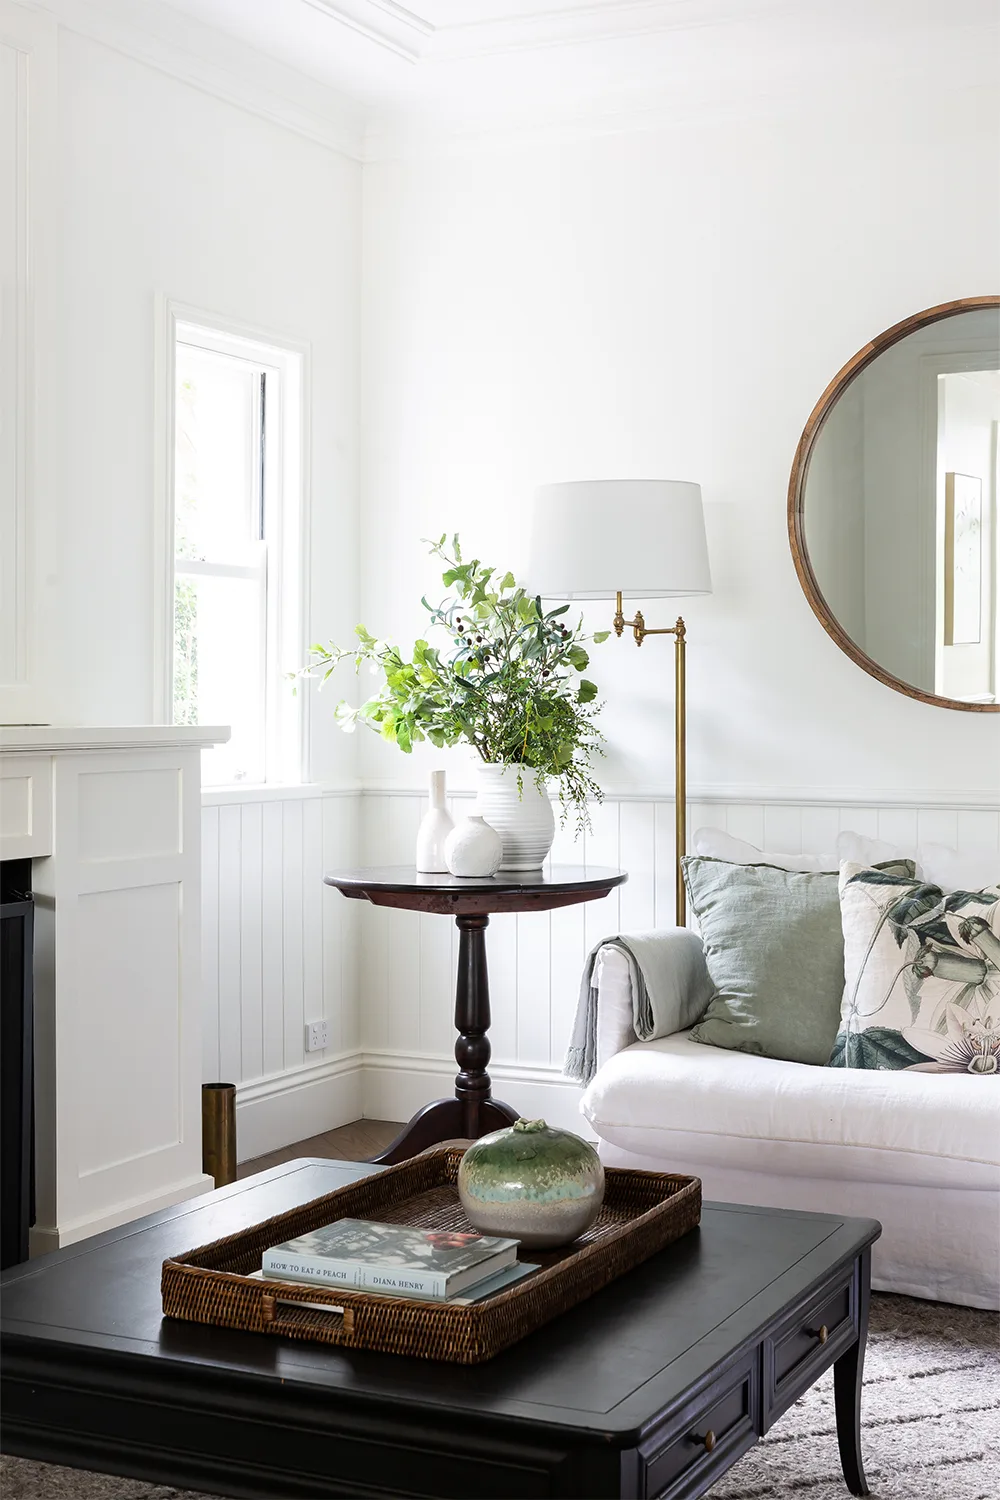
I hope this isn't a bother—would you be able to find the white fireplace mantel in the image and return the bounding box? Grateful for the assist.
[0,725,229,755]
[0,725,228,1250]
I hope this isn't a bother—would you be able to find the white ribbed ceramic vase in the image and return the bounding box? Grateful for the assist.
[476,763,555,872]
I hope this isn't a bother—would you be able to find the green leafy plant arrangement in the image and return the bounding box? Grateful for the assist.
[300,536,607,831]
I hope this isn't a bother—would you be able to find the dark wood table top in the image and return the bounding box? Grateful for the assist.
[2,1158,877,1442]
[323,865,627,916]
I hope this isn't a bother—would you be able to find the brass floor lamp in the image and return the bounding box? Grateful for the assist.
[527,480,712,926]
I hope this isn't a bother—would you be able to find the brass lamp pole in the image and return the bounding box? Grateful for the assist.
[528,479,711,931]
[613,593,688,926]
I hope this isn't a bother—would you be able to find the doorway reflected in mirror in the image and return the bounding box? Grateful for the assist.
[789,298,1000,711]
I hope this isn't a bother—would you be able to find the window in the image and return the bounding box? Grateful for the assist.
[167,317,304,786]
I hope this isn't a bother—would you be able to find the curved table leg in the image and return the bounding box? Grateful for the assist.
[367,1098,468,1165]
[834,1250,871,1496]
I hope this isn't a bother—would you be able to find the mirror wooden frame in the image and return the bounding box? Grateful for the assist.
[788,295,1000,712]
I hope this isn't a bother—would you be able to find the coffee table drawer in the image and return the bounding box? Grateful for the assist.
[639,1351,758,1499]
[765,1273,855,1417]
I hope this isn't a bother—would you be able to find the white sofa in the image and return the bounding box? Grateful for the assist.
[580,930,1000,1310]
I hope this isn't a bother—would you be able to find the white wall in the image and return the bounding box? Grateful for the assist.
[51,26,361,790]
[359,83,1000,804]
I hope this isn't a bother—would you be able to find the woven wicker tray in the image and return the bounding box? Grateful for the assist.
[161,1148,701,1364]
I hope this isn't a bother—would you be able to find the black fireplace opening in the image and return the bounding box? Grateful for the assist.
[1,857,34,1268]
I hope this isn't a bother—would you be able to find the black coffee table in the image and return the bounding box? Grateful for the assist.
[1,1159,880,1500]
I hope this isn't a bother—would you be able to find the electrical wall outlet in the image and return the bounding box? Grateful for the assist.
[305,1019,329,1052]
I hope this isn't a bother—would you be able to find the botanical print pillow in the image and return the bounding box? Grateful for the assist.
[831,862,1000,1074]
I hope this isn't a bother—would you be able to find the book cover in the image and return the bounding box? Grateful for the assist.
[249,1260,538,1305]
[261,1218,519,1297]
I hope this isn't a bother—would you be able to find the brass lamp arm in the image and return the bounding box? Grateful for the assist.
[611,592,689,925]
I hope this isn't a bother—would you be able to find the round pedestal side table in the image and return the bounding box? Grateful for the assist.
[323,865,627,1165]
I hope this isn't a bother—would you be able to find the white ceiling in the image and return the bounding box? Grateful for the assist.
[42,0,1000,157]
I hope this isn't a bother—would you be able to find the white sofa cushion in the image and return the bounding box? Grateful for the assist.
[581,1031,1000,1193]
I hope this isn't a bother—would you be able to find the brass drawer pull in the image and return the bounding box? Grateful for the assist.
[692,1429,716,1453]
[810,1323,829,1345]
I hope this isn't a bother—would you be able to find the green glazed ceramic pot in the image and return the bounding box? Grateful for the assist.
[457,1118,605,1248]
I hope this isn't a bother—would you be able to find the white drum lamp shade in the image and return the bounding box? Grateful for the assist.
[528,479,712,600]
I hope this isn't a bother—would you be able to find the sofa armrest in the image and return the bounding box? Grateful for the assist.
[594,927,713,1070]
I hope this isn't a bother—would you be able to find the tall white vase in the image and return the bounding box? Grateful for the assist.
[476,763,556,872]
[415,769,455,873]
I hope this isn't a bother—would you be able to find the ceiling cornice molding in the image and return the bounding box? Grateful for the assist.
[424,0,784,61]
[300,0,433,63]
[30,0,367,159]
[298,0,791,64]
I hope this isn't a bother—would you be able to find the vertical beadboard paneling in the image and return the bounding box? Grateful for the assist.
[387,796,423,1057]
[260,802,284,1076]
[487,913,518,1065]
[876,807,919,850]
[217,804,243,1083]
[762,804,803,853]
[838,805,879,838]
[335,795,362,1055]
[281,799,305,1074]
[240,803,264,1082]
[584,799,621,955]
[201,792,361,1090]
[321,796,350,1056]
[420,908,454,1059]
[302,799,325,1045]
[916,808,959,847]
[957,808,1000,851]
[619,801,655,930]
[549,815,588,1065]
[724,803,765,846]
[200,805,220,1082]
[799,805,841,856]
[654,799,679,928]
[516,908,551,1066]
[360,793,392,1053]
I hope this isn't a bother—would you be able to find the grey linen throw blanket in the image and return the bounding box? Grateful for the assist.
[565,931,713,1085]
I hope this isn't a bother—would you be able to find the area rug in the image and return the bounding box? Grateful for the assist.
[2,1293,997,1499]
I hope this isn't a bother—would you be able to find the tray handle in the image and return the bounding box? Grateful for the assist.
[261,1292,356,1343]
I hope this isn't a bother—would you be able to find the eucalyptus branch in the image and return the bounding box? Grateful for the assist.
[298,534,607,833]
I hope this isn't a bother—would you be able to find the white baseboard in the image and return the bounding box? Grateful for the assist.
[235,1053,364,1162]
[360,1050,591,1139]
[29,1171,216,1254]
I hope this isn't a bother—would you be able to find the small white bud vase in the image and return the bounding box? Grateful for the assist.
[444,815,503,879]
[415,770,455,873]
[476,762,555,872]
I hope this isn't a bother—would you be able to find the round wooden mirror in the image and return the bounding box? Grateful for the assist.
[789,297,1000,711]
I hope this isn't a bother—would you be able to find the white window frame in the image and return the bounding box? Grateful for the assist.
[153,299,311,785]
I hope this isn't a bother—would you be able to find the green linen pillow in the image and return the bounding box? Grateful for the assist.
[831,862,1000,1073]
[682,855,915,1066]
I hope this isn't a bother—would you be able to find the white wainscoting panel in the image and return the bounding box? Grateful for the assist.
[200,789,363,1158]
[356,790,1000,1125]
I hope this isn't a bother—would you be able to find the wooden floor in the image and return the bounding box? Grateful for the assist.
[236,1119,403,1178]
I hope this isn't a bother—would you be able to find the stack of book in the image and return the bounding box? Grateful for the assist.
[260,1218,537,1304]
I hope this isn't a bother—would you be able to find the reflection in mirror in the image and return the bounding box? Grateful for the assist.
[800,304,1000,708]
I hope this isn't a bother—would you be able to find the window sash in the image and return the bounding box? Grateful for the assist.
[155,300,307,787]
